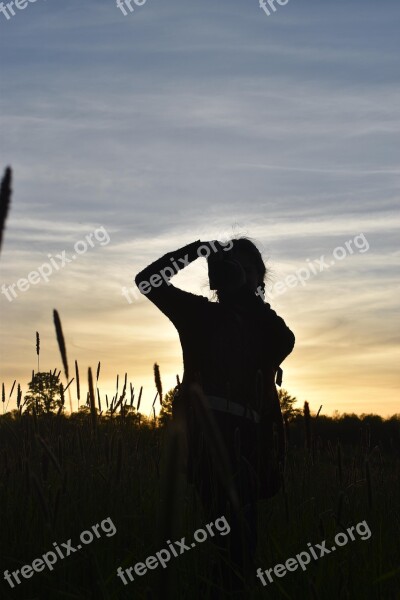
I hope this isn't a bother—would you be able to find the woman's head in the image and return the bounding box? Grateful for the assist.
[208,237,267,301]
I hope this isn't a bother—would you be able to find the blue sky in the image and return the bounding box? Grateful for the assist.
[1,0,399,416]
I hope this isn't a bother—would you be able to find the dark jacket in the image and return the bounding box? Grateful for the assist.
[135,240,295,410]
[135,240,295,498]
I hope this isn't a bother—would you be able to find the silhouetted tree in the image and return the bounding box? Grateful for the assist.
[24,371,63,414]
[158,387,175,427]
[278,388,301,422]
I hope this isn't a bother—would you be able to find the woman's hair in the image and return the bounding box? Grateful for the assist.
[210,236,268,302]
[231,236,267,283]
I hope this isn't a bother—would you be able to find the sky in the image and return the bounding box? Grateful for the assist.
[0,0,399,417]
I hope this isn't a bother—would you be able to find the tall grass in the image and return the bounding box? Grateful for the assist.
[0,306,399,598]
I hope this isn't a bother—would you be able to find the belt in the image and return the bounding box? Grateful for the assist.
[205,395,260,423]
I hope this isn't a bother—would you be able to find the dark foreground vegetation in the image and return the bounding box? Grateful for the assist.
[0,403,399,599]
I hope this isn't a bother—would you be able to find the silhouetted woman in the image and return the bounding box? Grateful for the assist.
[135,237,295,597]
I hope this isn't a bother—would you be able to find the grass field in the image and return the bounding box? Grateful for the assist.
[0,403,399,600]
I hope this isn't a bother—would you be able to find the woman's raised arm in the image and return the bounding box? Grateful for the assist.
[134,240,216,329]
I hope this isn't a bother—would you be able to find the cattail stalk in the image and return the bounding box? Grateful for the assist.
[53,310,69,379]
[0,166,12,254]
[154,363,163,406]
[130,383,134,407]
[59,383,65,409]
[75,360,80,406]
[53,310,72,413]
[63,378,74,394]
[36,331,40,373]
[88,367,97,433]
[137,386,143,412]
[9,380,16,397]
[112,373,127,414]
[4,380,15,413]
[17,384,21,410]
